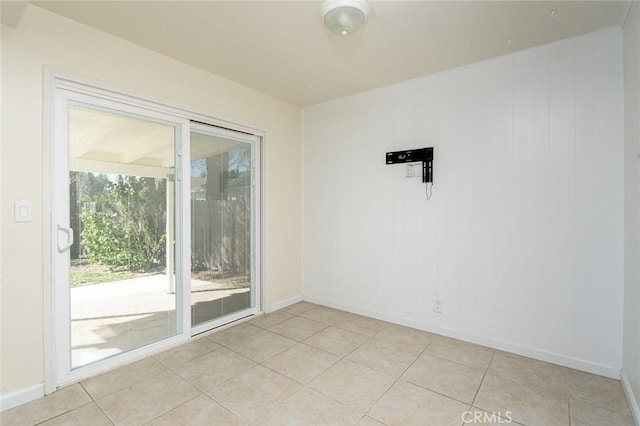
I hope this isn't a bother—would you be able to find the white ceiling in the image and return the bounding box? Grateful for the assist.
[12,1,634,106]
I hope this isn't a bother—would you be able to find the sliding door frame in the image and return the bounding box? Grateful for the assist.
[43,67,265,393]
[52,88,191,386]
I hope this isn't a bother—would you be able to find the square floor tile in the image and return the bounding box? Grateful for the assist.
[347,338,419,378]
[474,373,569,426]
[335,315,388,337]
[207,322,262,346]
[263,343,339,384]
[255,387,362,426]
[426,336,495,370]
[268,316,328,341]
[96,369,199,426]
[369,380,469,426]
[81,357,167,400]
[299,306,353,325]
[373,324,435,355]
[488,351,571,397]
[0,384,91,426]
[304,327,369,356]
[173,347,255,392]
[251,310,295,329]
[227,330,297,362]
[401,353,485,404]
[309,359,395,415]
[570,370,632,415]
[154,338,221,369]
[569,398,635,426]
[39,403,112,426]
[146,394,241,425]
[208,365,301,423]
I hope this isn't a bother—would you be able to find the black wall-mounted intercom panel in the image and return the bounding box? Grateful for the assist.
[385,147,433,183]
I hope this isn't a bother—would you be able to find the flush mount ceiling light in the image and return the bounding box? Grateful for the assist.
[320,0,370,36]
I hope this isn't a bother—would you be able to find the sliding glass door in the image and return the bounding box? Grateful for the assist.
[190,124,260,333]
[52,83,261,386]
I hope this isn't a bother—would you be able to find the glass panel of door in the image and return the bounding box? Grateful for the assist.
[190,129,254,327]
[67,104,179,369]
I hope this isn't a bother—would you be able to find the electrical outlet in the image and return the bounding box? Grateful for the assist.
[433,298,443,313]
[406,164,418,178]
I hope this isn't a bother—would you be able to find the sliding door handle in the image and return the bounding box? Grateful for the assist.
[57,225,74,252]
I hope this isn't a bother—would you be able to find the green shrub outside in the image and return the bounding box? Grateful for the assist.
[78,174,167,272]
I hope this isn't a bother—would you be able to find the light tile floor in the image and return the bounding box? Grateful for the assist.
[2,302,635,426]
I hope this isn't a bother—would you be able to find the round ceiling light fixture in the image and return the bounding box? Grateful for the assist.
[320,0,370,36]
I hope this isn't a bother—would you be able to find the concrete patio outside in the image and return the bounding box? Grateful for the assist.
[71,274,250,368]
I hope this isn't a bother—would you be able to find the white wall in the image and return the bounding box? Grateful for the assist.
[0,5,302,396]
[303,29,624,377]
[623,0,640,419]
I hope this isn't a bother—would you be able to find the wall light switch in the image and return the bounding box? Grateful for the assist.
[14,201,32,222]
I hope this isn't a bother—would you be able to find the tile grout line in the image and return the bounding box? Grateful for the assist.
[247,387,303,425]
[419,339,496,372]
[222,333,298,363]
[77,381,116,425]
[92,399,117,426]
[396,338,492,409]
[132,365,204,425]
[470,350,496,408]
[257,362,311,386]
[201,392,240,422]
[69,381,114,426]
[153,341,223,371]
[292,315,384,420]
[250,311,377,424]
[195,356,257,394]
[140,390,206,426]
[360,334,437,422]
[267,320,330,343]
[257,332,346,383]
[191,358,293,425]
[208,313,348,425]
[30,400,99,426]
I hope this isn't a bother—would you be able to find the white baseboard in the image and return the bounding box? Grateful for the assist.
[621,369,640,425]
[0,384,44,412]
[304,296,621,379]
[267,294,303,313]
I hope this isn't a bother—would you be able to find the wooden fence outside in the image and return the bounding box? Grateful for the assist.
[191,199,251,274]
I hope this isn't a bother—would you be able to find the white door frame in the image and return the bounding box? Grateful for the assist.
[43,67,264,393]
